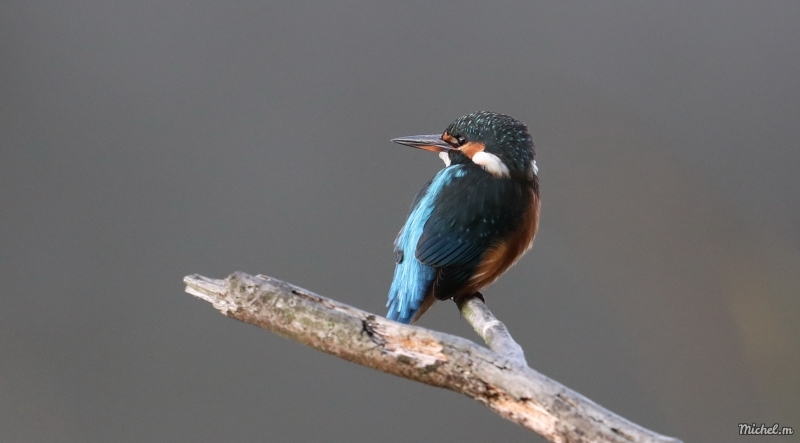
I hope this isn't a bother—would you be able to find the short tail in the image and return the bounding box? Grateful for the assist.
[386,261,435,324]
[386,291,436,324]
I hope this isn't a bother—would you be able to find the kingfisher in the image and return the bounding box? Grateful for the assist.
[387,111,540,324]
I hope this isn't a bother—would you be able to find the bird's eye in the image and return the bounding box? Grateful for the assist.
[456,135,467,146]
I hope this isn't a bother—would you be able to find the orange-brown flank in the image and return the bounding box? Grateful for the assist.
[467,187,540,292]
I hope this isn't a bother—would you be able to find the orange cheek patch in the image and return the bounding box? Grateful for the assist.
[459,141,485,159]
[441,132,457,145]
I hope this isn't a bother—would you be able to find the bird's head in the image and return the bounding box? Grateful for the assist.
[392,111,536,180]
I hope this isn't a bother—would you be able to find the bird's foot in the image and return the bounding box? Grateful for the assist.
[453,292,485,306]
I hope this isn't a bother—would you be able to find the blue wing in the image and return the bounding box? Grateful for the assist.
[386,166,464,323]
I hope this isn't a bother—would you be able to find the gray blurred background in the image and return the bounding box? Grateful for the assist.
[2,1,799,442]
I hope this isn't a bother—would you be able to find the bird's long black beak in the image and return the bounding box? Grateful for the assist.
[391,134,455,153]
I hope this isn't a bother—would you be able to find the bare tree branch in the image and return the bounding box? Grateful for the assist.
[455,293,528,367]
[184,272,682,443]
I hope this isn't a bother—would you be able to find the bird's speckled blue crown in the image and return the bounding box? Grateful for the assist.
[445,111,535,177]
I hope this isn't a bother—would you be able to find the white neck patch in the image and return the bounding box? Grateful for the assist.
[472,151,510,178]
[526,160,539,180]
[438,151,451,167]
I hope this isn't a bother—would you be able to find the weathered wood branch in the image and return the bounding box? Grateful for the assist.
[184,272,682,443]
[455,293,528,367]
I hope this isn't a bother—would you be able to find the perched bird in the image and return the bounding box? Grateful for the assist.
[387,111,540,324]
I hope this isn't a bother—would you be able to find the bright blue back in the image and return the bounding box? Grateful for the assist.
[386,166,463,323]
